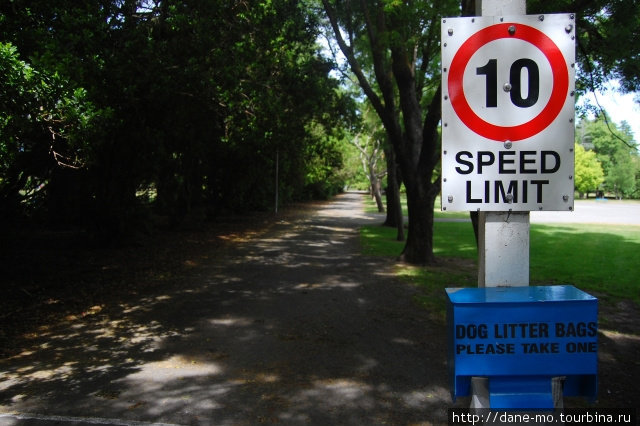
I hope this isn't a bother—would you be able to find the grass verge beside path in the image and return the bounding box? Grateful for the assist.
[363,194,471,220]
[531,223,640,303]
[360,214,640,318]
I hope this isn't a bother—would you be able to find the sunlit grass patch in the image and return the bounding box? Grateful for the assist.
[530,223,640,303]
[360,219,640,315]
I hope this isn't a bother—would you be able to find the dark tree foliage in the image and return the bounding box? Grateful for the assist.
[0,42,99,223]
[0,0,350,241]
[527,0,640,95]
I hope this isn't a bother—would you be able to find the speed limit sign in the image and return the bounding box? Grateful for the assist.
[441,14,576,211]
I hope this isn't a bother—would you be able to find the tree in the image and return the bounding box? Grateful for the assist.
[383,143,404,242]
[1,1,351,239]
[604,122,638,199]
[321,0,458,264]
[351,132,386,212]
[528,0,640,95]
[348,101,389,213]
[633,155,640,198]
[578,114,638,199]
[574,143,604,198]
[607,150,636,199]
[0,42,97,222]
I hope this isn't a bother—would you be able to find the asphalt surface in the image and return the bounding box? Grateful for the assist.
[1,194,637,426]
[530,199,640,225]
[0,193,458,426]
[433,199,640,225]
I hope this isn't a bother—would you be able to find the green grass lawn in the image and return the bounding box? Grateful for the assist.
[530,223,640,302]
[360,210,640,316]
[363,193,469,219]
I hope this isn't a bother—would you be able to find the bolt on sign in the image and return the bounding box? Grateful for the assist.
[441,14,576,211]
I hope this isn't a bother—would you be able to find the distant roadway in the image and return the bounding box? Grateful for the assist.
[530,200,640,226]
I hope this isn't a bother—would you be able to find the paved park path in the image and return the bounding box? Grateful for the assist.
[0,193,456,425]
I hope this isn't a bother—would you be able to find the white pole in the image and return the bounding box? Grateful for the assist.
[471,0,529,410]
[477,211,529,287]
[476,0,529,290]
[476,0,525,16]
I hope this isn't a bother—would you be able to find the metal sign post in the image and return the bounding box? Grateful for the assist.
[441,0,577,409]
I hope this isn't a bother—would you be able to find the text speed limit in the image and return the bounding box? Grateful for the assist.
[441,14,576,211]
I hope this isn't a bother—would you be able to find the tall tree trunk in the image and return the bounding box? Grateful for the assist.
[390,46,441,264]
[383,145,404,241]
[402,178,437,264]
[371,176,385,212]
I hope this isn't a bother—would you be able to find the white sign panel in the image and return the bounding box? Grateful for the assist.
[441,14,575,211]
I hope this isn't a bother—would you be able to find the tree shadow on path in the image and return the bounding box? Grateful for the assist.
[0,193,460,425]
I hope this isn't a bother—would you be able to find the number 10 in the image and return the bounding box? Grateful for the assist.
[476,58,540,108]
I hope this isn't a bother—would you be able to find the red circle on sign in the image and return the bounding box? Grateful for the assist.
[448,23,569,141]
